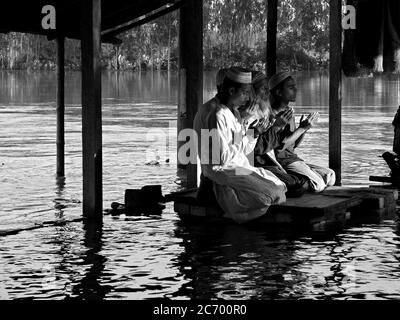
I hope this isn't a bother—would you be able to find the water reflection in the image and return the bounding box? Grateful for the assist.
[54,177,66,219]
[172,221,317,299]
[294,71,400,108]
[1,70,399,107]
[70,222,111,300]
[0,212,399,299]
[171,219,400,300]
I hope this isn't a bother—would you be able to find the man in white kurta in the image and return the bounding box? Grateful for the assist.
[194,67,287,224]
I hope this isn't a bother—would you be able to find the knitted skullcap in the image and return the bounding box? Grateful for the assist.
[268,71,292,91]
[252,71,267,85]
[252,71,267,91]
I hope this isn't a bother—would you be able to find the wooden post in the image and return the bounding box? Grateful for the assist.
[178,0,203,188]
[56,36,65,178]
[329,0,342,185]
[266,0,278,78]
[81,0,102,221]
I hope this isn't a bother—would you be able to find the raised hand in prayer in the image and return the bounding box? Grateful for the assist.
[281,111,319,150]
[239,97,260,126]
[273,107,294,130]
[299,112,319,130]
[248,118,272,137]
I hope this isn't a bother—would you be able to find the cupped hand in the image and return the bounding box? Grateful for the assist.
[299,112,320,129]
[249,118,271,136]
[273,107,294,129]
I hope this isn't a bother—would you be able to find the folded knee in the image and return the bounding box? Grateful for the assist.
[312,184,325,192]
[328,169,336,186]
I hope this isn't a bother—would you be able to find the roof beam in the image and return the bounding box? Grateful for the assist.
[102,1,183,38]
[0,0,178,44]
[101,0,179,30]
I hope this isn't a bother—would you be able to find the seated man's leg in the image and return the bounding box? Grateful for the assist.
[308,164,336,187]
[264,166,308,197]
[264,166,297,189]
[285,161,326,192]
[285,169,310,191]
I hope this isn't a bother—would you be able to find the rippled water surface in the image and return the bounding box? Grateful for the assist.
[1,70,400,299]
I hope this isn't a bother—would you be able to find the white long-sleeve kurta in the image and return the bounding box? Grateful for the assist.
[194,97,287,224]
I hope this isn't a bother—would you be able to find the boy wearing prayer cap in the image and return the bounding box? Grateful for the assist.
[251,71,309,197]
[268,71,336,192]
[193,66,286,224]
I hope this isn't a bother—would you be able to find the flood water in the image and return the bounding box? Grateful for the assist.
[1,70,400,299]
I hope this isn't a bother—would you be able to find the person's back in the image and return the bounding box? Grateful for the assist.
[194,96,226,207]
[193,96,220,179]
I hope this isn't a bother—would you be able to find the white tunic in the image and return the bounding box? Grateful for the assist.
[194,97,287,223]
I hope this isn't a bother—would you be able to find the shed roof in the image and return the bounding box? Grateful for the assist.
[0,0,183,43]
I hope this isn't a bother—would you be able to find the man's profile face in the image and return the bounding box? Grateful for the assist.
[280,77,297,102]
[229,84,251,108]
[256,80,269,101]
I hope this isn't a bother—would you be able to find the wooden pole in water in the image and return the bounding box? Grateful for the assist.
[56,36,65,178]
[80,0,102,221]
[329,0,342,185]
[266,0,278,79]
[178,0,203,188]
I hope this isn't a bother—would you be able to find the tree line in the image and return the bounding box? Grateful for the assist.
[0,0,329,71]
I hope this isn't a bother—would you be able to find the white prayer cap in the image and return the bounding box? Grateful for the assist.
[268,71,292,91]
[225,67,252,84]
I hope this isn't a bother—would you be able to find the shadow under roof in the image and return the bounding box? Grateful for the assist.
[0,0,184,43]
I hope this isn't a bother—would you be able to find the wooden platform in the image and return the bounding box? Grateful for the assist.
[370,176,393,183]
[167,187,398,231]
[370,175,400,185]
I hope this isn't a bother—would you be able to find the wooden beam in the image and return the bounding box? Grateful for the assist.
[56,36,65,178]
[102,2,183,38]
[178,0,203,188]
[48,33,122,45]
[81,0,103,221]
[266,0,278,78]
[1,0,174,43]
[0,0,178,42]
[329,0,342,185]
[101,0,169,30]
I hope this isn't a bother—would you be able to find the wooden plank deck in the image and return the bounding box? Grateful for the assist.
[370,176,393,183]
[167,186,398,230]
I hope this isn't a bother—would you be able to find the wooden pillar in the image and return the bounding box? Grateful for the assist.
[178,0,203,188]
[81,0,102,220]
[329,0,342,185]
[56,36,65,177]
[266,0,278,78]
